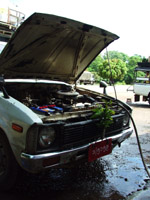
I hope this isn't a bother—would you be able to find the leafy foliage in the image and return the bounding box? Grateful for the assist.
[103,51,129,62]
[91,101,115,129]
[142,57,148,63]
[88,55,104,82]
[124,55,142,84]
[87,51,144,84]
[88,55,103,73]
[98,59,127,82]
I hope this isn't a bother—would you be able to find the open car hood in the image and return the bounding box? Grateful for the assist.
[0,13,119,83]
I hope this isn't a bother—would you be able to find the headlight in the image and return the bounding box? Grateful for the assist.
[123,113,129,127]
[39,127,56,148]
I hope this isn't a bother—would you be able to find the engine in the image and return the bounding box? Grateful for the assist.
[5,81,98,115]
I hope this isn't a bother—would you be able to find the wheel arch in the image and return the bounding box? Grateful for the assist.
[0,127,20,190]
[0,128,10,144]
[0,127,20,164]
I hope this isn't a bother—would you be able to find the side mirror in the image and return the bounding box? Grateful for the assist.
[99,81,108,95]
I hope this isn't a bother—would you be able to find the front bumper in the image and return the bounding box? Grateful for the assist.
[21,128,133,173]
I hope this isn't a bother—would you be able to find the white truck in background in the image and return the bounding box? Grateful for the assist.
[133,62,150,104]
[77,71,95,85]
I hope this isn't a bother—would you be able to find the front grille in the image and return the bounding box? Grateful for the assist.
[106,114,124,136]
[61,114,124,147]
[62,120,100,145]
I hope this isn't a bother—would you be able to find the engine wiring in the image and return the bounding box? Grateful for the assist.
[105,48,150,179]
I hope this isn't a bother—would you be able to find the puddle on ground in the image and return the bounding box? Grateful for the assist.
[0,138,149,200]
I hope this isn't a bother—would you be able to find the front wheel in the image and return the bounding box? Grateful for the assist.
[0,133,20,191]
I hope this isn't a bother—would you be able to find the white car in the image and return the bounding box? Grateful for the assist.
[0,13,133,190]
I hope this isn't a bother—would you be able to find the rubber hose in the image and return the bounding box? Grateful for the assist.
[118,103,150,178]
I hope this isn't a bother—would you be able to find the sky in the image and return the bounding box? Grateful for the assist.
[1,0,150,58]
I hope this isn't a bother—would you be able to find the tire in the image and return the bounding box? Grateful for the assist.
[0,133,19,191]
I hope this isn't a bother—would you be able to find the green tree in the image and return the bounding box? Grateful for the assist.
[103,51,129,62]
[88,55,103,72]
[124,55,142,84]
[98,59,127,83]
[88,51,144,84]
[88,55,104,82]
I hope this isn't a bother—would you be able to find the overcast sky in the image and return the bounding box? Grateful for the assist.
[1,0,150,57]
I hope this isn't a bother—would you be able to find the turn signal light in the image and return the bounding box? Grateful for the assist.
[12,123,23,133]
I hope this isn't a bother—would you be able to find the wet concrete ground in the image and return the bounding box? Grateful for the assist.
[1,85,150,200]
[1,131,149,200]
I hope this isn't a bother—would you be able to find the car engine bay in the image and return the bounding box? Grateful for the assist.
[5,82,98,112]
[4,80,126,124]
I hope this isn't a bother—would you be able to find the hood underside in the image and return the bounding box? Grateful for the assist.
[0,13,119,83]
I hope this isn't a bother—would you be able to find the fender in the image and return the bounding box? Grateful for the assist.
[0,93,42,165]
